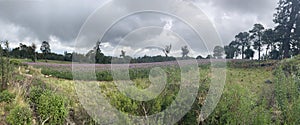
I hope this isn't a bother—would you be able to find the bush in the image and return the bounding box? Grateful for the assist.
[29,86,44,104]
[9,59,22,66]
[0,90,15,103]
[41,68,73,80]
[37,91,68,124]
[6,106,32,125]
[96,71,113,81]
[272,56,300,124]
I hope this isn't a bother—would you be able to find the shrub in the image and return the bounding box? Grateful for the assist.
[37,91,68,124]
[6,105,32,125]
[41,68,73,80]
[0,90,15,103]
[273,56,300,124]
[29,86,44,104]
[9,59,22,66]
[96,71,113,81]
[27,66,41,75]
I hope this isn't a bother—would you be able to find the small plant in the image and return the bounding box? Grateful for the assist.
[9,59,22,66]
[0,90,15,103]
[37,91,68,124]
[29,86,44,104]
[0,40,13,91]
[6,105,33,125]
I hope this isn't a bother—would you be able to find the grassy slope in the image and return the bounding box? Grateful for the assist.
[1,59,279,124]
[40,66,274,124]
[42,67,273,98]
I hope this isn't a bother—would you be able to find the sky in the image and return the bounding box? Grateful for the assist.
[0,0,278,58]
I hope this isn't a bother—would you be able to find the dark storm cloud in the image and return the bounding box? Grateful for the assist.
[101,12,166,46]
[0,0,102,42]
[0,0,278,56]
[101,12,205,51]
[196,0,277,44]
[208,0,276,14]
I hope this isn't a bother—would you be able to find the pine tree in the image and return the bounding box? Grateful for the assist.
[274,0,300,58]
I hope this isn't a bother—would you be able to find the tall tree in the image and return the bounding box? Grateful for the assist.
[274,0,300,58]
[262,29,277,59]
[30,43,37,62]
[213,46,224,59]
[163,44,172,57]
[94,40,104,63]
[270,49,281,60]
[229,40,241,59]
[181,45,189,58]
[64,51,72,61]
[120,50,126,58]
[250,24,265,60]
[235,32,251,59]
[40,41,51,61]
[244,46,255,59]
[224,45,235,59]
[19,43,29,58]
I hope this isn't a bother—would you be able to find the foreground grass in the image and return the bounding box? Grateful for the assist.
[4,58,300,124]
[39,66,274,124]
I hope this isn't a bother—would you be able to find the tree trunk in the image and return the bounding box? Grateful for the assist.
[164,52,168,57]
[258,48,261,60]
[266,45,270,60]
[0,47,4,91]
[283,1,298,58]
[242,46,244,59]
[283,38,290,58]
[258,35,261,60]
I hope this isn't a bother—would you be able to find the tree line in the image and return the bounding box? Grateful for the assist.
[0,39,196,64]
[223,0,300,60]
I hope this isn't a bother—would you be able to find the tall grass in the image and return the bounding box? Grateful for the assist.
[273,56,300,124]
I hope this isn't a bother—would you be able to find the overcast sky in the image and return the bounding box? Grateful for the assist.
[0,0,277,57]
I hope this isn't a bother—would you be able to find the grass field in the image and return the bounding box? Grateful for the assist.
[37,62,276,124]
[14,58,72,64]
[1,58,299,124]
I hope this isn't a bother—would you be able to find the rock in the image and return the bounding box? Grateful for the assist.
[265,80,273,84]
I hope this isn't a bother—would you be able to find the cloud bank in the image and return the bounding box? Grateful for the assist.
[0,0,277,57]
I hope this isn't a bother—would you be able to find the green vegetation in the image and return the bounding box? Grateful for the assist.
[14,58,72,64]
[0,0,299,124]
[37,56,300,124]
[273,56,300,124]
[40,62,275,124]
[36,90,68,124]
[6,106,33,125]
[1,53,300,124]
[0,90,15,103]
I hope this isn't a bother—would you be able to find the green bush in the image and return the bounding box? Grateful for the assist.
[41,68,73,80]
[273,56,300,124]
[37,91,68,124]
[29,86,44,104]
[0,90,15,103]
[6,106,32,125]
[9,59,22,66]
[96,71,113,81]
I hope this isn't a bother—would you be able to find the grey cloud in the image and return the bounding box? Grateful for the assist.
[0,0,278,56]
[101,12,207,54]
[202,0,277,15]
[195,0,277,45]
[0,0,102,42]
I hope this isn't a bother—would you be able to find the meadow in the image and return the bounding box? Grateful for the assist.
[0,58,299,124]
